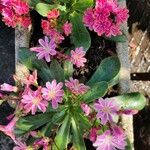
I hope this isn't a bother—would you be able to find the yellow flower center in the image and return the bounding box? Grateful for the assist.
[103,107,110,113]
[32,98,40,105]
[49,90,56,99]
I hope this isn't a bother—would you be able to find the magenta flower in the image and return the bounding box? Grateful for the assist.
[65,77,89,95]
[0,116,18,140]
[94,98,119,125]
[83,0,129,37]
[42,80,64,109]
[62,21,72,36]
[83,8,95,30]
[30,36,57,62]
[34,138,49,150]
[12,0,29,15]
[89,127,100,142]
[0,83,18,92]
[21,87,48,115]
[93,128,126,150]
[70,47,87,68]
[80,103,91,116]
[41,20,64,44]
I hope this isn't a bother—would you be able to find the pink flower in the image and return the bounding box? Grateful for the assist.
[47,28,64,44]
[89,127,100,142]
[34,138,49,150]
[114,7,129,24]
[70,47,87,68]
[62,21,72,36]
[13,139,29,150]
[30,36,57,62]
[83,0,129,37]
[12,0,29,15]
[94,98,119,125]
[41,20,64,44]
[0,83,18,92]
[47,9,60,20]
[83,8,95,30]
[65,78,89,95]
[0,116,18,140]
[42,80,64,109]
[93,127,126,150]
[1,0,30,28]
[24,70,38,87]
[81,103,91,116]
[2,7,17,27]
[21,87,48,115]
[20,16,31,28]
[41,19,51,33]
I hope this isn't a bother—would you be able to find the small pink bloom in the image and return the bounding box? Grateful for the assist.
[48,28,64,44]
[62,21,72,36]
[0,83,18,92]
[83,8,95,30]
[24,70,38,87]
[41,19,51,33]
[65,77,89,95]
[114,7,129,24]
[30,36,57,62]
[0,116,18,140]
[21,87,48,115]
[20,16,31,28]
[47,9,60,20]
[13,139,29,150]
[89,127,100,142]
[70,47,87,68]
[93,127,127,150]
[42,80,64,109]
[94,98,119,125]
[34,138,49,150]
[81,103,91,116]
[12,0,30,15]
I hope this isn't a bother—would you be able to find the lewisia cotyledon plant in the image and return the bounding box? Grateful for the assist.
[0,0,146,150]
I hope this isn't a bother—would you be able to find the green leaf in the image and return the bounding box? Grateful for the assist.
[18,47,48,71]
[71,117,86,150]
[78,114,92,133]
[41,110,66,137]
[35,3,53,16]
[53,115,71,150]
[49,60,65,82]
[87,56,121,86]
[82,81,108,103]
[105,34,127,43]
[70,12,91,51]
[64,61,73,79]
[73,0,94,12]
[35,3,66,17]
[14,112,55,136]
[112,92,146,110]
[29,0,42,7]
[38,67,54,83]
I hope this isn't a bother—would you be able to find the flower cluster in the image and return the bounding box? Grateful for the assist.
[0,0,31,28]
[41,9,72,44]
[30,36,87,67]
[83,0,129,37]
